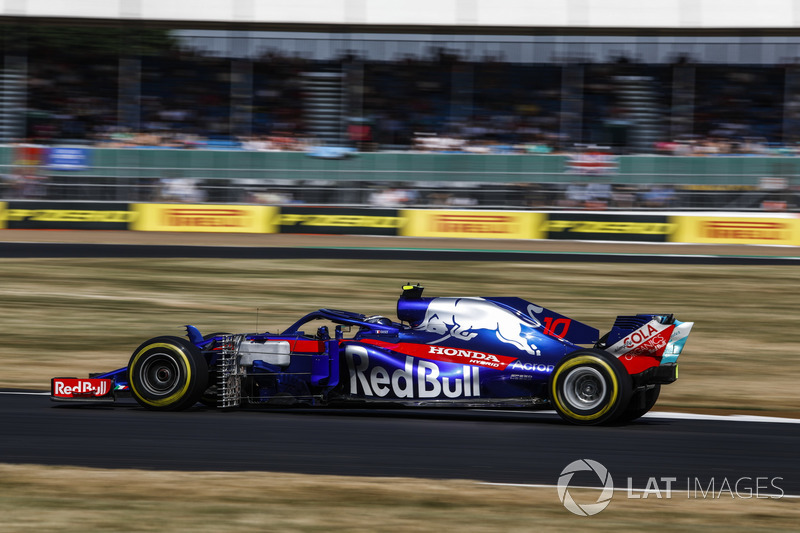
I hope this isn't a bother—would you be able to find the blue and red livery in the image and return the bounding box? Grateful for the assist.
[51,285,692,425]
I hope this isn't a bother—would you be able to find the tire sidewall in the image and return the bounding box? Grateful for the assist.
[550,349,631,425]
[128,336,208,410]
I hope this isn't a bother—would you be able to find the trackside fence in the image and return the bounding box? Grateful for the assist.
[1,201,798,246]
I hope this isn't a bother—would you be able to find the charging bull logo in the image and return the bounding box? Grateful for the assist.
[414,297,542,356]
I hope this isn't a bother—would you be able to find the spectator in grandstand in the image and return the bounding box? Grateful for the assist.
[585,182,612,209]
[639,185,676,208]
[159,178,206,203]
[11,37,796,157]
[5,168,48,199]
[560,183,589,208]
[368,187,416,207]
[247,189,294,205]
[0,171,15,197]
[445,195,478,206]
[610,184,637,208]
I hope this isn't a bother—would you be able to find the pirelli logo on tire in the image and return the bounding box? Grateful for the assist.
[1,201,135,230]
[670,216,800,245]
[542,214,676,242]
[276,207,403,236]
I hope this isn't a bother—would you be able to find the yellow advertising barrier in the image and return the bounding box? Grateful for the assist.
[131,204,277,233]
[400,210,544,240]
[0,202,6,230]
[670,215,800,246]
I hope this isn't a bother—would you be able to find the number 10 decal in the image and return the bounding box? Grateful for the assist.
[542,317,571,339]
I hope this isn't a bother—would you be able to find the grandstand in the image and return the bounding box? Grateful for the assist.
[2,2,800,210]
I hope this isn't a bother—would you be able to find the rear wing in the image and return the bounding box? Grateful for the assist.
[603,314,693,363]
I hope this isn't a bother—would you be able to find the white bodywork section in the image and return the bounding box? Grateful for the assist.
[662,321,694,364]
[238,340,291,367]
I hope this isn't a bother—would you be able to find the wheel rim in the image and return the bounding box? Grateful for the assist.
[562,366,606,411]
[138,352,181,397]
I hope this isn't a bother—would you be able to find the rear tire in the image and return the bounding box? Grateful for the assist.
[128,336,208,411]
[549,349,632,425]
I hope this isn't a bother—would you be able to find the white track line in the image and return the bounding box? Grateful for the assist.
[472,408,800,425]
[644,411,800,424]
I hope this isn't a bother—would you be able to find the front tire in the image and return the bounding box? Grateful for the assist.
[128,336,208,411]
[549,349,632,425]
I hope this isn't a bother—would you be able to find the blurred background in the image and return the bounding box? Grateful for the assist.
[2,1,800,211]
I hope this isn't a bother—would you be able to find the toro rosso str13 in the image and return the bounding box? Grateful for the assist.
[51,285,693,425]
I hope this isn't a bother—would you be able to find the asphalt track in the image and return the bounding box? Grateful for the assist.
[2,392,799,494]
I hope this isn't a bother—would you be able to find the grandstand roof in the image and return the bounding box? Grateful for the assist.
[3,0,800,34]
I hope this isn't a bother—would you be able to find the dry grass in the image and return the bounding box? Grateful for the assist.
[1,258,799,413]
[0,464,797,532]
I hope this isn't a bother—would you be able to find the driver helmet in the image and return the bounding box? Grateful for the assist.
[364,315,392,326]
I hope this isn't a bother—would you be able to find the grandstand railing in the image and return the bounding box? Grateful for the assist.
[1,147,798,211]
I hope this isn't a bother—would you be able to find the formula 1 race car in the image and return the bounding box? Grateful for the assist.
[51,285,693,425]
